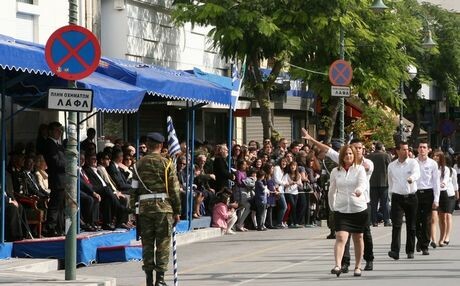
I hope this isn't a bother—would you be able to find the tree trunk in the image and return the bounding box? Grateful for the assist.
[257,88,274,140]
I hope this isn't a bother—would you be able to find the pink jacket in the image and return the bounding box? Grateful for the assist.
[212,202,230,229]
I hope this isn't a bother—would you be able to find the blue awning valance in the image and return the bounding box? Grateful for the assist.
[97,58,232,106]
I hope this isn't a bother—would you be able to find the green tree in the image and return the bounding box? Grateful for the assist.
[290,0,422,143]
[172,0,311,140]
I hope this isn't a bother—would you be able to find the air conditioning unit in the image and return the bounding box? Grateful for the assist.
[114,0,126,10]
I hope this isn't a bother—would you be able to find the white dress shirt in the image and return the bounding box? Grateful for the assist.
[388,158,420,196]
[326,148,373,203]
[446,167,458,197]
[416,157,440,204]
[328,164,368,213]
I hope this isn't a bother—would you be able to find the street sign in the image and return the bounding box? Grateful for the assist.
[48,87,93,112]
[329,59,353,86]
[45,25,101,80]
[331,85,351,97]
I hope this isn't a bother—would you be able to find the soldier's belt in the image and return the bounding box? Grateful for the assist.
[139,193,169,201]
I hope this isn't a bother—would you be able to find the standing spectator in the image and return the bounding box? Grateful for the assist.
[254,170,268,231]
[213,144,235,192]
[43,122,66,237]
[273,158,288,228]
[387,141,420,260]
[80,128,96,154]
[453,155,460,210]
[234,160,250,231]
[368,142,392,227]
[328,145,368,277]
[35,123,48,156]
[284,161,302,228]
[415,140,440,256]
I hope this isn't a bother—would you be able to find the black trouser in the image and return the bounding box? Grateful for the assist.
[342,205,374,265]
[370,187,390,224]
[5,203,24,241]
[391,193,418,254]
[296,192,307,225]
[415,189,434,251]
[80,191,95,225]
[46,188,65,234]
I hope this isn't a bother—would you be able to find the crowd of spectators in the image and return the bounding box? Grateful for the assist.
[4,121,460,243]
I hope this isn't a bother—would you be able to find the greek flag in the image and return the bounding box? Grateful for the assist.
[167,116,181,157]
[230,56,246,111]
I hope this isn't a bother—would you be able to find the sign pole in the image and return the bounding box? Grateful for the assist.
[65,0,78,280]
[339,26,345,144]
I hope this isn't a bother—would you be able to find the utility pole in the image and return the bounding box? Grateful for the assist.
[65,0,79,280]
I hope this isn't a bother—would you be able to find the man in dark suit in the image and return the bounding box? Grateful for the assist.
[368,142,392,227]
[84,152,130,229]
[212,144,235,192]
[106,148,132,193]
[43,121,66,236]
[79,153,100,232]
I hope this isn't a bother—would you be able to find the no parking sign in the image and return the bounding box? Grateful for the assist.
[45,25,101,80]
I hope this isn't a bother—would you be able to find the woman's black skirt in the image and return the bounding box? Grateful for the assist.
[438,191,456,214]
[334,209,368,233]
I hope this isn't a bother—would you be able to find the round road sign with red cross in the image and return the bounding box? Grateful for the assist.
[329,59,353,86]
[45,25,101,80]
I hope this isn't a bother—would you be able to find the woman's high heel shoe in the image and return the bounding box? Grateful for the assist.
[331,266,342,277]
[430,241,437,248]
[354,268,362,277]
[444,240,450,245]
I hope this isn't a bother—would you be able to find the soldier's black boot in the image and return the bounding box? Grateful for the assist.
[155,271,168,286]
[145,270,154,286]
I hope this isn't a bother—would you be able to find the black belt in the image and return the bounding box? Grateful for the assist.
[393,193,416,198]
[417,188,433,194]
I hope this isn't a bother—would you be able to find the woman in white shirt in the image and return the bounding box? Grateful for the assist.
[273,158,288,228]
[328,145,367,277]
[434,152,458,246]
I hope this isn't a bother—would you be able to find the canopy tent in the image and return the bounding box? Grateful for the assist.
[0,34,146,113]
[96,58,232,106]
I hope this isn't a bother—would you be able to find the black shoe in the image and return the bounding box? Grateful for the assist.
[422,249,429,255]
[444,241,450,246]
[341,264,349,273]
[384,222,392,227]
[364,260,373,271]
[155,271,168,286]
[430,241,437,249]
[331,266,342,277]
[372,223,378,227]
[115,223,132,230]
[326,233,336,239]
[101,223,116,231]
[407,253,414,259]
[388,251,399,260]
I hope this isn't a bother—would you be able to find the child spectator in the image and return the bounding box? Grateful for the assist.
[254,170,268,231]
[212,189,237,235]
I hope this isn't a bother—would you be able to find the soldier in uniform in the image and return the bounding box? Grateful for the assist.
[133,132,181,286]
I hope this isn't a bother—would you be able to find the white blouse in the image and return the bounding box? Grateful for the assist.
[328,164,368,213]
[445,167,458,197]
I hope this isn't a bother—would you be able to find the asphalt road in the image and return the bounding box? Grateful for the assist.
[68,213,460,286]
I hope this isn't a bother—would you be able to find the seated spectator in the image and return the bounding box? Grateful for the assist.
[212,190,237,235]
[107,148,133,193]
[34,154,51,195]
[79,153,100,232]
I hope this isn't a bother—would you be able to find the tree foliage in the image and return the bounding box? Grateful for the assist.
[172,0,459,145]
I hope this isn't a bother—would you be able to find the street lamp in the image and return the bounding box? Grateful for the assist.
[399,64,418,141]
[370,0,389,13]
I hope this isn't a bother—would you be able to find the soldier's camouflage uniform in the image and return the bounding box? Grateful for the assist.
[133,152,181,273]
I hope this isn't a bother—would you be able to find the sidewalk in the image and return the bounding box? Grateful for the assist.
[0,227,222,286]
